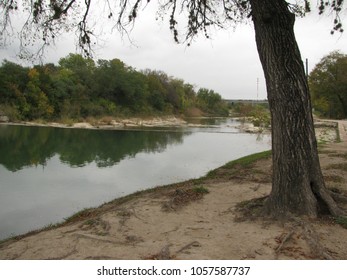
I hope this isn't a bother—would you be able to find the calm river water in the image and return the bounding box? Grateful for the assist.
[0,118,271,239]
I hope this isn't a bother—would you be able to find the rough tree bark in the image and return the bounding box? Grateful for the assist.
[249,0,344,217]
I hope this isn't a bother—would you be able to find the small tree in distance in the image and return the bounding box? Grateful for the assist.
[309,51,347,119]
[1,0,346,218]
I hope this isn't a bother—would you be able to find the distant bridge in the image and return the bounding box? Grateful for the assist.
[223,99,269,105]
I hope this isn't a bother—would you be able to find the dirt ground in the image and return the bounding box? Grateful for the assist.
[0,121,346,260]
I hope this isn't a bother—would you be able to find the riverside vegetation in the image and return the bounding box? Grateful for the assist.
[309,51,347,119]
[229,103,271,129]
[0,54,229,123]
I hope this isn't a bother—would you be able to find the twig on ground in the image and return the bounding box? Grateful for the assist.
[301,221,334,260]
[176,241,201,254]
[275,230,295,256]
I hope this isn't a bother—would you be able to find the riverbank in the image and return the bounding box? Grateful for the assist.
[1,116,336,136]
[0,121,346,260]
[1,116,189,130]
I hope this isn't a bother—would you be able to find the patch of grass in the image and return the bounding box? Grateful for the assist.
[84,219,97,226]
[206,150,272,179]
[63,207,97,223]
[0,222,60,248]
[335,216,347,229]
[224,150,272,168]
[318,140,328,146]
[192,186,210,194]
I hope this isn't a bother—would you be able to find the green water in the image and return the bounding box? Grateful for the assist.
[0,120,270,239]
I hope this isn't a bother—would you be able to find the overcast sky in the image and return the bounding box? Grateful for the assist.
[0,2,346,100]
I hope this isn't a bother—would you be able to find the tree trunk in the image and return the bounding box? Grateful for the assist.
[249,0,344,217]
[336,93,347,118]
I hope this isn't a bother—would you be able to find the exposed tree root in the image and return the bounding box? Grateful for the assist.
[302,223,334,260]
[274,229,294,258]
[176,241,201,254]
[292,217,334,260]
[328,190,347,204]
[235,197,340,259]
[234,196,268,222]
[261,184,346,219]
[145,241,202,260]
[272,218,335,260]
[162,188,208,211]
[156,244,172,260]
[314,186,346,217]
[145,244,172,260]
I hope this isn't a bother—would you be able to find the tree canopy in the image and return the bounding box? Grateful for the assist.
[309,51,347,119]
[0,54,229,121]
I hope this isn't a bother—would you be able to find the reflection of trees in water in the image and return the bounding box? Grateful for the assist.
[0,125,188,172]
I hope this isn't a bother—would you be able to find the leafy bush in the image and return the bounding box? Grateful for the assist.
[0,104,21,121]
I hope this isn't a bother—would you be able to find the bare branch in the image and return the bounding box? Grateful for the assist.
[0,0,18,45]
[77,0,93,56]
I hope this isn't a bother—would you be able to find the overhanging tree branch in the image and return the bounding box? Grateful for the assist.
[0,1,345,58]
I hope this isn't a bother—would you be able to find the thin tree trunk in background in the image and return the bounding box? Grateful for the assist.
[336,94,347,118]
[249,0,344,217]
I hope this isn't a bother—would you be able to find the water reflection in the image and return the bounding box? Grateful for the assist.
[0,121,271,239]
[0,125,188,171]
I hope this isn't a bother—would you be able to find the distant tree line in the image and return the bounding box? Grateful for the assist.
[0,53,228,121]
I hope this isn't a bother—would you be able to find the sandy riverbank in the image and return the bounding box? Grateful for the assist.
[0,121,346,260]
[2,116,337,137]
[1,116,189,130]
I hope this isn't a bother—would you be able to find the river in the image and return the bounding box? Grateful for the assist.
[0,118,271,240]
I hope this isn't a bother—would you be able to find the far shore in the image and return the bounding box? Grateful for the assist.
[0,116,190,130]
[0,115,264,133]
[0,115,339,137]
